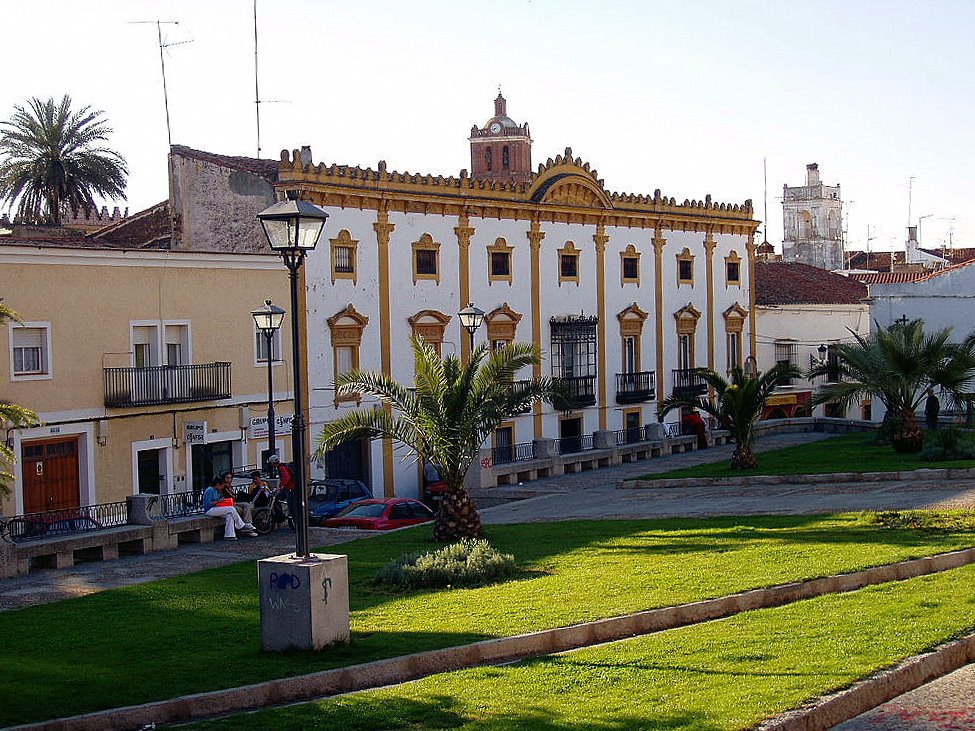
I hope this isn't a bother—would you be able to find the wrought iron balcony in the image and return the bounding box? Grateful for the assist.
[104,362,232,408]
[553,375,596,409]
[672,368,708,396]
[491,441,536,465]
[615,371,655,404]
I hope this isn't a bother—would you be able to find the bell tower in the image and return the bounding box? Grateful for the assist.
[469,92,532,183]
[782,163,844,270]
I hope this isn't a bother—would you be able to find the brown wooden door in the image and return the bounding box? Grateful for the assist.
[22,437,81,513]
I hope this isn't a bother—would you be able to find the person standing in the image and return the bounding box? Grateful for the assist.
[268,455,297,529]
[925,388,941,431]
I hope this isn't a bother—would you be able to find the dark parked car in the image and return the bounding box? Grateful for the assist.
[322,498,435,531]
[307,478,373,525]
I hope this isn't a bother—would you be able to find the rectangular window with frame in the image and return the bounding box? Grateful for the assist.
[726,261,741,284]
[334,246,354,274]
[622,256,639,281]
[416,248,438,275]
[255,329,282,363]
[727,332,741,370]
[12,326,48,375]
[560,254,578,279]
[678,259,694,283]
[775,341,798,384]
[551,317,597,379]
[490,251,511,277]
[825,344,841,383]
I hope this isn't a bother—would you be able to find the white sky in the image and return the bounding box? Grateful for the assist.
[3,0,972,252]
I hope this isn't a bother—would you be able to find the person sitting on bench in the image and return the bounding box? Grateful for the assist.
[203,476,258,540]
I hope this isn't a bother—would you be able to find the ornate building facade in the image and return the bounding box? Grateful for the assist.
[782,163,844,271]
[285,96,760,497]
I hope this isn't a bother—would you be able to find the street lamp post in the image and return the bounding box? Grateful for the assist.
[252,299,286,477]
[257,191,328,559]
[458,303,485,353]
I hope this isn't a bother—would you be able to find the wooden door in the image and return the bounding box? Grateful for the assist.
[21,437,81,513]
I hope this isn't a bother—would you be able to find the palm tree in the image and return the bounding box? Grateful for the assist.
[660,365,800,469]
[0,95,127,225]
[810,320,975,452]
[0,300,39,496]
[314,338,563,541]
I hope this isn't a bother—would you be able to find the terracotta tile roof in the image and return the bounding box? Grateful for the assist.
[755,261,867,305]
[91,201,171,248]
[920,247,975,265]
[848,271,925,284]
[170,145,278,183]
[844,250,902,271]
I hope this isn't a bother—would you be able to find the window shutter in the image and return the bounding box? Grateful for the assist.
[12,327,43,348]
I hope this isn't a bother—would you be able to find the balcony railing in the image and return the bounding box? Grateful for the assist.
[5,501,128,542]
[615,371,655,404]
[556,433,594,455]
[614,424,658,445]
[553,375,597,409]
[104,362,232,407]
[492,441,536,465]
[672,368,708,395]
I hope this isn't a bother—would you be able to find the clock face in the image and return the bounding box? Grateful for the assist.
[489,122,501,134]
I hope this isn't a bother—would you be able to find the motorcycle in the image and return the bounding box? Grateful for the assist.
[247,485,291,535]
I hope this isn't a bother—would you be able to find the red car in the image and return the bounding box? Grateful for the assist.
[322,498,435,531]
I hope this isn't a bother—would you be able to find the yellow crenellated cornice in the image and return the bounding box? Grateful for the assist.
[278,147,759,235]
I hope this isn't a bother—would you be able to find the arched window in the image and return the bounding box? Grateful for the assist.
[502,146,510,170]
[485,147,493,172]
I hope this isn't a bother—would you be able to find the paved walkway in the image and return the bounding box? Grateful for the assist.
[835,663,975,729]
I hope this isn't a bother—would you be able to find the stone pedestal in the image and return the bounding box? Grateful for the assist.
[258,553,350,652]
[593,430,615,450]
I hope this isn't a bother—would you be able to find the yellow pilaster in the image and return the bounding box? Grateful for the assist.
[374,204,396,497]
[704,230,716,373]
[528,218,545,438]
[652,229,666,405]
[746,233,758,360]
[298,264,312,462]
[594,223,609,430]
[455,212,475,363]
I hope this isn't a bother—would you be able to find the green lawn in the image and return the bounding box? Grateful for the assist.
[644,432,975,480]
[4,514,975,725]
[190,564,975,730]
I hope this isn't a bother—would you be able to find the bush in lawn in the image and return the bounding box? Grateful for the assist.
[375,538,516,590]
[920,427,975,461]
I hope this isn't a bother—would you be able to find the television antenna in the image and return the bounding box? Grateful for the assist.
[130,20,193,147]
[253,0,291,158]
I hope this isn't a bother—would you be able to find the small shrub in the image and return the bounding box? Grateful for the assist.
[374,539,517,591]
[920,427,975,461]
[868,510,975,533]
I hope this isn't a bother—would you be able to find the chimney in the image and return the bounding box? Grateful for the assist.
[906,226,919,264]
[806,163,820,186]
[299,146,313,167]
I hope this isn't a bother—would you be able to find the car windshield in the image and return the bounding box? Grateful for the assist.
[309,483,340,501]
[338,503,386,518]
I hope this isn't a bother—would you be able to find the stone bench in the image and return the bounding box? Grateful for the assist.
[10,524,156,575]
[711,429,732,446]
[166,514,226,547]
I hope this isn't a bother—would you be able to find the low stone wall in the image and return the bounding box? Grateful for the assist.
[24,547,975,731]
[623,466,975,490]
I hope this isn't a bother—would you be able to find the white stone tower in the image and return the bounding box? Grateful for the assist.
[782,163,844,270]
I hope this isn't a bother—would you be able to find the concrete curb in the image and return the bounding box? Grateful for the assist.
[757,634,975,730]
[14,546,975,731]
[621,466,975,490]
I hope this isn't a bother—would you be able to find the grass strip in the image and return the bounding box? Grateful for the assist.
[3,513,975,725]
[189,563,975,731]
[643,432,975,480]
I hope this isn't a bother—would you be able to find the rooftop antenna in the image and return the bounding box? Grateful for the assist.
[762,157,768,247]
[842,200,855,269]
[907,175,917,228]
[253,1,291,158]
[130,20,192,147]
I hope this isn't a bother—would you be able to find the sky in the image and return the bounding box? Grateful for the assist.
[3,0,973,253]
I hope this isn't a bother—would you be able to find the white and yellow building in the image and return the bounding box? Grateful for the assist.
[1,237,293,515]
[282,96,760,498]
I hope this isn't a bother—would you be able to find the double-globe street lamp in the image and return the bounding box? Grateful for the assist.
[257,191,329,559]
[251,299,286,476]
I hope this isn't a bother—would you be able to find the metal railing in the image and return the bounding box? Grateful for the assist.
[613,424,658,445]
[615,371,655,404]
[672,369,708,393]
[553,375,597,408]
[4,501,128,542]
[492,441,536,465]
[555,433,595,455]
[155,491,206,519]
[104,362,232,408]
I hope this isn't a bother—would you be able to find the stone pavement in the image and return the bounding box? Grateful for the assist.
[835,663,975,730]
[0,526,365,611]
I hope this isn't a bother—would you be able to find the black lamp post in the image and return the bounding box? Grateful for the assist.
[257,191,329,559]
[458,303,485,353]
[818,343,828,364]
[252,299,286,476]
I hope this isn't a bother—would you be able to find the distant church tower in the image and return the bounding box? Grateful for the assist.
[782,163,844,270]
[470,92,532,183]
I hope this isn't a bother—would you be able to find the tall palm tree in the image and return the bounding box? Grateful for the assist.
[0,95,127,225]
[811,320,975,452]
[660,365,800,469]
[0,300,39,496]
[314,338,563,541]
